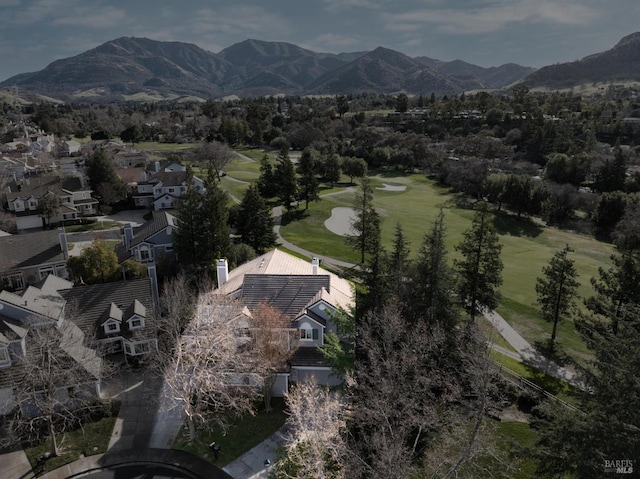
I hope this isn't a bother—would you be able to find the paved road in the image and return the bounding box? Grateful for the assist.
[483,310,585,389]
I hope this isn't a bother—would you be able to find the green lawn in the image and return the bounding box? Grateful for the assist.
[135,141,198,152]
[172,401,287,467]
[492,420,538,478]
[275,172,614,364]
[23,403,118,476]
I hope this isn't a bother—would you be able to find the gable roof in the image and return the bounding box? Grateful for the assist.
[217,249,353,312]
[59,278,155,342]
[115,212,177,262]
[153,171,189,187]
[6,175,88,202]
[0,230,67,273]
[0,286,66,322]
[240,274,331,318]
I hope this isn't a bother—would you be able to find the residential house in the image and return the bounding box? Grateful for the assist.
[58,140,81,157]
[115,211,178,264]
[0,275,99,415]
[0,228,69,291]
[214,249,354,395]
[133,171,205,210]
[5,175,97,230]
[60,278,158,359]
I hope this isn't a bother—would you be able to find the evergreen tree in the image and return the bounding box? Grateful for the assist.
[410,209,458,328]
[583,253,640,336]
[257,154,277,198]
[173,186,208,269]
[357,224,387,317]
[297,147,320,209]
[594,141,627,193]
[274,146,298,210]
[346,177,380,264]
[533,300,640,477]
[388,223,410,302]
[236,183,276,254]
[86,148,123,193]
[535,245,580,343]
[454,204,503,321]
[201,181,231,262]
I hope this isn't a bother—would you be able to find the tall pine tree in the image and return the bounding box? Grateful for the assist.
[410,209,458,328]
[535,245,580,344]
[347,177,380,264]
[236,183,276,254]
[454,204,503,321]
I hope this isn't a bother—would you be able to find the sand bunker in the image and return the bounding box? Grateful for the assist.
[324,207,357,236]
[376,183,407,191]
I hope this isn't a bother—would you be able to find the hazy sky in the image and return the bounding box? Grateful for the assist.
[0,0,638,82]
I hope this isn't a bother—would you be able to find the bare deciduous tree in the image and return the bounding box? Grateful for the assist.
[194,140,234,183]
[250,302,298,410]
[156,290,262,442]
[272,378,348,479]
[5,318,106,457]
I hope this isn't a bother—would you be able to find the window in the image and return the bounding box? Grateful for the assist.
[168,188,175,193]
[104,321,120,334]
[14,201,24,211]
[165,245,173,252]
[124,342,132,355]
[135,342,151,354]
[129,317,144,329]
[0,347,10,367]
[139,248,151,261]
[28,200,37,209]
[39,267,55,279]
[2,273,24,290]
[300,328,317,341]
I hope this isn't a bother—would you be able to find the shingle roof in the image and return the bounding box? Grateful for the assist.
[0,317,27,344]
[129,212,177,248]
[59,278,156,343]
[0,286,66,321]
[6,175,88,201]
[290,347,330,367]
[0,230,67,273]
[0,323,101,391]
[240,274,330,318]
[154,171,189,187]
[115,212,177,262]
[217,249,354,312]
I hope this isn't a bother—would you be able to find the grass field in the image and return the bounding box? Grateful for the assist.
[219,152,614,364]
[24,404,118,475]
[172,400,287,468]
[135,141,198,152]
[274,170,614,363]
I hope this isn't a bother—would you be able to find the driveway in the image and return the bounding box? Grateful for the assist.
[96,210,149,227]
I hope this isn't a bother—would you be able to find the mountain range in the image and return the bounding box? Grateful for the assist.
[2,33,640,102]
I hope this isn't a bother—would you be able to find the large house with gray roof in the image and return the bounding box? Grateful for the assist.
[214,249,354,395]
[0,275,157,414]
[133,171,205,211]
[0,228,70,291]
[115,211,178,264]
[4,175,97,230]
